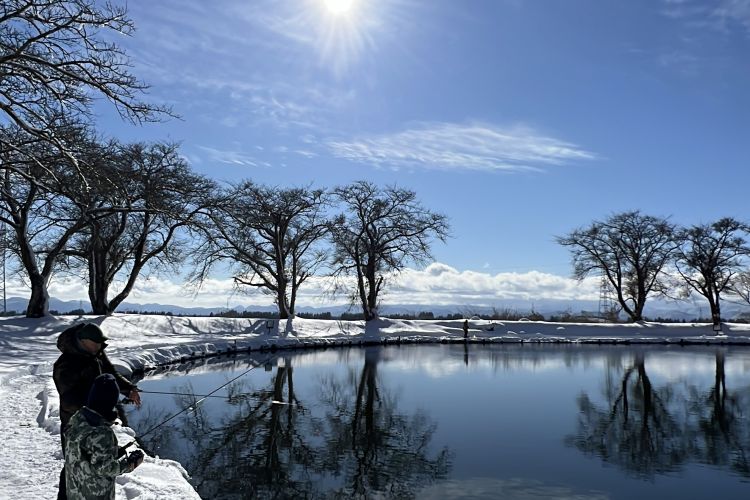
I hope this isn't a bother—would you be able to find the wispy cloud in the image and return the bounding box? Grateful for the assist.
[654,0,750,76]
[714,0,750,31]
[656,49,701,75]
[327,122,597,173]
[195,146,270,168]
[662,0,750,32]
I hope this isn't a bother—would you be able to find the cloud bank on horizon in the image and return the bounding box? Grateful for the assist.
[5,264,600,310]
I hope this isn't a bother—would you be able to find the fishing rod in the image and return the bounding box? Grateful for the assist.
[118,351,282,453]
[136,389,268,399]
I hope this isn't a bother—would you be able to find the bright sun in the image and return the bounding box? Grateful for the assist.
[323,0,355,15]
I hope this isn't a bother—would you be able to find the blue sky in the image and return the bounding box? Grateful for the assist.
[71,0,750,309]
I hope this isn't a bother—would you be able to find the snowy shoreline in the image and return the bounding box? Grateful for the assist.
[2,314,750,499]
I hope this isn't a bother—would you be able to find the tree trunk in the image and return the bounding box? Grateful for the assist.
[276,282,290,320]
[289,282,297,318]
[16,225,50,317]
[26,274,50,317]
[367,283,378,321]
[356,263,374,321]
[633,294,646,322]
[364,261,379,321]
[615,286,637,322]
[107,254,148,316]
[708,289,721,327]
[88,246,110,315]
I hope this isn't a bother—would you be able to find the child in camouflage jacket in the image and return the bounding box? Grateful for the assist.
[64,374,144,500]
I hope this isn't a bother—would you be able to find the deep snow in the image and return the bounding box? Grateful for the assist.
[1,313,749,499]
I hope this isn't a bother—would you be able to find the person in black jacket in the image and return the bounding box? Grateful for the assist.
[53,322,141,499]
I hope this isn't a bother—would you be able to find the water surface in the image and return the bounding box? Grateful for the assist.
[125,344,750,499]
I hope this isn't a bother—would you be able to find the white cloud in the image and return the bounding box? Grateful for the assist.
[384,263,600,305]
[327,122,597,173]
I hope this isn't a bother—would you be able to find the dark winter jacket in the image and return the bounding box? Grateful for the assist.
[64,407,134,500]
[53,325,136,431]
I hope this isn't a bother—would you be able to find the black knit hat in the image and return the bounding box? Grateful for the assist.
[87,374,120,421]
[77,323,108,343]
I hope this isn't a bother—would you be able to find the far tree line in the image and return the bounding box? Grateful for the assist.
[558,211,750,326]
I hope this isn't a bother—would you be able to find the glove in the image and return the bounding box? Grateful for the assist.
[127,449,145,470]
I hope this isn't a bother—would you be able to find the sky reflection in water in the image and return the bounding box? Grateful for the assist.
[125,344,750,499]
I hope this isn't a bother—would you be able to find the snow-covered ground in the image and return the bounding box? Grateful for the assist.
[1,313,749,499]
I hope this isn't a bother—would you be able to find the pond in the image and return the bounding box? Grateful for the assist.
[124,344,750,499]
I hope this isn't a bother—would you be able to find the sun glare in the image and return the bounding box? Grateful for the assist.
[308,0,382,76]
[324,0,355,15]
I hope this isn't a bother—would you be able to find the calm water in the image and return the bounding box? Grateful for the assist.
[124,344,750,499]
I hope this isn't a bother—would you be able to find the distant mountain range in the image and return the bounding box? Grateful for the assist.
[3,295,750,321]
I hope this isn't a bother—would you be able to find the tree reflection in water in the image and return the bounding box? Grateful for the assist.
[132,349,451,499]
[567,350,750,478]
[692,351,750,475]
[318,347,452,498]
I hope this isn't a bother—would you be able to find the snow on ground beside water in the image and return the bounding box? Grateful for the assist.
[1,313,750,499]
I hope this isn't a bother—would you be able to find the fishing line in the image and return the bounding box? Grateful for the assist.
[123,351,281,446]
[136,390,265,399]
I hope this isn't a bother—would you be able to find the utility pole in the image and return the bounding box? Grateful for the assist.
[598,274,616,321]
[1,223,6,314]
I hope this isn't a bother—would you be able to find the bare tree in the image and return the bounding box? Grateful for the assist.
[673,218,749,327]
[557,211,676,322]
[194,183,329,319]
[0,0,169,167]
[64,142,215,315]
[0,124,94,316]
[731,272,750,309]
[329,181,449,322]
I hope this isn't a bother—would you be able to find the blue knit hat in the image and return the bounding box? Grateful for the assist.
[87,374,120,421]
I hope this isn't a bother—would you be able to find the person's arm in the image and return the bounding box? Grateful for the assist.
[99,351,136,393]
[100,351,141,406]
[87,430,132,476]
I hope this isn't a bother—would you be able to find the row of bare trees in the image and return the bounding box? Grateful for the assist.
[0,128,449,319]
[189,180,449,321]
[1,0,177,316]
[0,125,212,316]
[558,211,750,325]
[191,180,449,321]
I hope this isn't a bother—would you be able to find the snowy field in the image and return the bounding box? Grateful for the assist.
[1,314,749,499]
